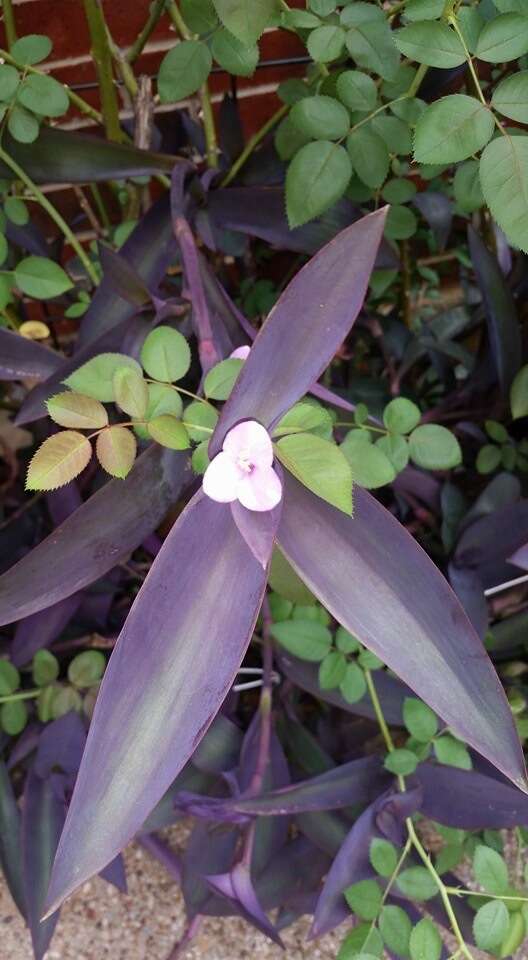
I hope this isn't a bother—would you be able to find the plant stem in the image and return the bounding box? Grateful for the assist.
[365,669,475,960]
[0,144,99,285]
[126,0,167,63]
[220,104,288,187]
[145,379,216,408]
[83,0,122,141]
[106,25,139,99]
[1,0,17,48]
[407,62,428,98]
[448,16,486,106]
[0,689,40,704]
[445,888,528,903]
[166,0,191,39]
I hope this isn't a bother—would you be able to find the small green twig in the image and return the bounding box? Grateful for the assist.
[0,689,40,704]
[83,0,122,141]
[446,887,528,903]
[1,0,17,48]
[0,144,99,285]
[220,104,288,187]
[145,379,216,408]
[448,16,486,106]
[166,0,192,39]
[126,0,167,63]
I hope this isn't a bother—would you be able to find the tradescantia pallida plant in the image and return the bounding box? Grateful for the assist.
[13,207,519,918]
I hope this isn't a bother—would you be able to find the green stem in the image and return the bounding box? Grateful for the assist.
[200,82,219,168]
[90,184,111,231]
[407,62,428,98]
[126,0,167,63]
[0,48,105,125]
[83,0,122,141]
[1,0,17,48]
[447,16,486,106]
[0,144,99,285]
[106,25,139,99]
[145,379,215,408]
[446,888,528,903]
[220,104,288,188]
[182,422,213,434]
[166,0,191,39]
[0,689,40,704]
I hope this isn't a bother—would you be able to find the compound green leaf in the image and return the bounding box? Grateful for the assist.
[414,95,494,163]
[394,21,466,67]
[286,141,352,227]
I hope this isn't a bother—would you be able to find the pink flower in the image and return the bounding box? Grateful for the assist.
[203,420,282,512]
[230,345,251,360]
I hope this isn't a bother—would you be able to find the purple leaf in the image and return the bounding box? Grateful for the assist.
[277,474,527,790]
[0,127,175,184]
[182,820,239,918]
[34,713,87,780]
[412,192,452,250]
[0,446,189,624]
[510,541,528,571]
[207,862,283,946]
[447,564,488,639]
[468,226,521,392]
[210,209,387,455]
[0,328,62,382]
[22,770,65,960]
[98,244,152,307]
[231,500,282,570]
[417,761,528,829]
[99,854,127,893]
[44,493,269,913]
[11,594,82,666]
[233,755,388,816]
[455,500,528,572]
[0,759,25,917]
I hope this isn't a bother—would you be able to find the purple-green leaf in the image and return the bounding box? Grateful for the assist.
[276,473,527,791]
[0,446,189,624]
[44,494,269,914]
[0,327,61,382]
[22,770,64,960]
[211,209,387,454]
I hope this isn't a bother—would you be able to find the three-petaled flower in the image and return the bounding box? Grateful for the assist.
[203,420,282,512]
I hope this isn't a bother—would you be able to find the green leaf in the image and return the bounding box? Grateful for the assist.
[336,626,360,654]
[336,70,378,111]
[276,432,353,514]
[65,353,142,402]
[275,115,312,160]
[403,698,438,742]
[476,13,528,62]
[433,734,472,769]
[4,196,29,226]
[14,255,73,299]
[370,115,411,155]
[18,73,69,117]
[50,686,82,719]
[347,128,389,189]
[0,661,20,696]
[473,900,509,952]
[11,34,52,65]
[341,432,396,489]
[357,648,384,670]
[475,444,501,474]
[26,431,92,491]
[499,912,525,957]
[68,650,106,688]
[378,905,412,956]
[0,234,7,267]
[310,0,336,13]
[453,160,484,213]
[385,204,417,240]
[382,178,417,204]
[318,650,347,689]
[274,402,333,439]
[1,700,27,735]
[345,20,400,79]
[113,366,148,419]
[485,419,509,443]
[370,838,399,878]
[183,400,218,441]
[492,70,528,122]
[96,426,136,479]
[270,619,332,661]
[383,398,421,435]
[290,95,351,140]
[203,357,243,400]
[511,365,528,419]
[32,650,59,687]
[338,924,384,960]
[191,440,210,474]
[0,64,20,100]
[286,140,352,227]
[211,28,258,76]
[480,136,528,252]
[408,424,462,470]
[345,879,383,921]
[414,95,494,164]
[396,867,438,901]
[213,0,277,44]
[7,104,39,143]
[404,0,444,20]
[140,326,191,382]
[458,6,484,52]
[283,9,321,28]
[473,845,509,895]
[375,434,409,473]
[147,414,190,450]
[384,748,418,776]
[157,40,212,102]
[181,0,218,34]
[47,392,108,430]
[307,25,346,62]
[409,919,442,960]
[339,661,367,702]
[269,548,316,605]
[394,22,466,67]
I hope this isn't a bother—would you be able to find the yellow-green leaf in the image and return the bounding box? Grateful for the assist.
[113,366,148,419]
[26,431,92,490]
[147,415,190,449]
[96,427,136,479]
[276,432,353,514]
[46,392,108,430]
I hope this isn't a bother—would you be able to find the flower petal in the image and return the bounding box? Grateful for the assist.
[230,346,251,360]
[237,465,282,512]
[202,452,240,503]
[223,420,273,468]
